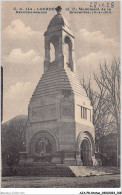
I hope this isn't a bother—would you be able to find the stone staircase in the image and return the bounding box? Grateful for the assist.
[2,165,75,177]
[2,165,120,177]
[69,166,120,177]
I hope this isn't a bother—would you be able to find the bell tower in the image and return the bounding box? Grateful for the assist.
[44,6,75,73]
[25,6,96,166]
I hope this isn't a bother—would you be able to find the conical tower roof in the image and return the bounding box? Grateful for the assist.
[47,6,71,32]
[47,13,71,31]
[31,65,88,100]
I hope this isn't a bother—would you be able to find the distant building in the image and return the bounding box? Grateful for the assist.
[25,7,95,166]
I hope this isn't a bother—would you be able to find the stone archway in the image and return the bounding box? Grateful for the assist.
[64,35,73,71]
[80,138,92,166]
[29,130,58,157]
[49,35,59,62]
[77,131,95,166]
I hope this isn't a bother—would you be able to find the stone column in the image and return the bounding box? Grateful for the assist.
[58,36,65,68]
[44,39,50,73]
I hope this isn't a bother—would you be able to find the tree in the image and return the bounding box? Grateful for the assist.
[81,59,120,166]
[1,116,27,166]
[94,59,120,166]
[81,77,110,143]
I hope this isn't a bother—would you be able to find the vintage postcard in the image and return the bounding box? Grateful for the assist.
[1,0,121,193]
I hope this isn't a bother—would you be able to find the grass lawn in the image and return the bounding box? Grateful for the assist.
[2,174,120,188]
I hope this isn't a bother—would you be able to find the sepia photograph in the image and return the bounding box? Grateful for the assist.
[1,0,120,190]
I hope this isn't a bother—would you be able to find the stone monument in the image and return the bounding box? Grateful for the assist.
[25,6,95,166]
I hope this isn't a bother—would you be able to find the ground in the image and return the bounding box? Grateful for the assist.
[2,174,120,188]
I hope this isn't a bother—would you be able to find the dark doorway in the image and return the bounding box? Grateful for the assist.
[80,139,92,166]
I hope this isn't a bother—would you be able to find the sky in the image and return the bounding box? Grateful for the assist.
[1,1,120,122]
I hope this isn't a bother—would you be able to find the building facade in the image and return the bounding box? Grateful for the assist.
[25,7,95,166]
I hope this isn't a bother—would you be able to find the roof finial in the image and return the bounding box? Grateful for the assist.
[55,6,62,14]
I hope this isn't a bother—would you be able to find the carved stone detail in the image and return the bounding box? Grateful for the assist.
[32,104,56,122]
[61,104,73,117]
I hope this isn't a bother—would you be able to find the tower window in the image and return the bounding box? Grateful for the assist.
[49,35,59,63]
[50,43,55,62]
[80,106,91,121]
[64,36,73,71]
[81,106,87,120]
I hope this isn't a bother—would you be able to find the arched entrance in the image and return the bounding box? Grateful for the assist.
[80,139,92,166]
[77,131,95,166]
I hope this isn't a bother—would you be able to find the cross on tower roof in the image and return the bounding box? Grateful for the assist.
[55,6,62,14]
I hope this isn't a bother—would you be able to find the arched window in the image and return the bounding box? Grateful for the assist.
[50,43,55,62]
[49,35,59,63]
[64,36,73,71]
